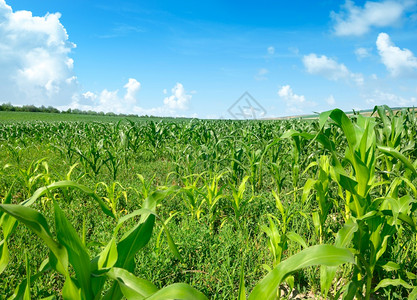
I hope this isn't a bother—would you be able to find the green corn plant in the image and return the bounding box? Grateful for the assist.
[201,171,226,231]
[372,105,412,191]
[95,181,128,221]
[103,125,128,180]
[167,144,188,176]
[281,130,315,202]
[0,183,207,300]
[180,173,205,220]
[225,140,244,186]
[51,130,79,165]
[238,263,246,300]
[240,139,280,192]
[198,137,224,173]
[17,158,49,199]
[135,173,156,200]
[261,190,307,270]
[5,142,25,167]
[167,144,199,177]
[373,105,405,149]
[227,175,253,229]
[7,250,37,300]
[267,141,287,194]
[248,244,355,300]
[144,121,168,158]
[182,149,199,176]
[125,120,145,156]
[0,184,14,275]
[73,138,107,178]
[268,162,286,194]
[47,163,84,207]
[0,180,115,277]
[154,211,179,257]
[242,145,263,192]
[302,155,334,244]
[314,108,417,299]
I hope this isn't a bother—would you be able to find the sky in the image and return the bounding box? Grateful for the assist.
[1,0,417,119]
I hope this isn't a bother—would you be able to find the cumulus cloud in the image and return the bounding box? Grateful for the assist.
[303,53,364,85]
[278,85,316,114]
[278,85,305,104]
[331,0,412,36]
[376,32,417,77]
[68,78,141,114]
[267,46,275,55]
[0,0,77,105]
[124,78,141,104]
[66,79,195,117]
[365,89,417,106]
[163,83,192,110]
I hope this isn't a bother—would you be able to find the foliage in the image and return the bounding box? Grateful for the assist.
[1,106,417,299]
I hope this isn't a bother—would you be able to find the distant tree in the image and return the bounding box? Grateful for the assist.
[0,102,159,119]
[46,106,59,113]
[0,102,14,111]
[72,109,82,114]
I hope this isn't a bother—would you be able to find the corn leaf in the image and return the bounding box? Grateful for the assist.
[22,180,115,219]
[378,145,417,176]
[54,201,93,299]
[374,278,413,291]
[238,263,246,300]
[144,283,208,300]
[0,204,68,275]
[106,267,158,300]
[249,245,354,300]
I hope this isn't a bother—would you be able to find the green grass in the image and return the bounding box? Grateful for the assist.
[0,111,190,123]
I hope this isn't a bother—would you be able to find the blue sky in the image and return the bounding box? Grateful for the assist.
[1,0,417,118]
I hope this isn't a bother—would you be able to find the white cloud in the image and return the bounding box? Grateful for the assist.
[0,0,77,106]
[365,89,417,106]
[278,85,305,104]
[69,79,141,114]
[254,68,269,81]
[267,46,275,55]
[278,85,316,114]
[123,78,141,104]
[303,53,364,85]
[355,47,371,59]
[376,32,417,77]
[82,91,97,102]
[331,0,413,36]
[326,95,336,105]
[66,79,195,117]
[163,83,192,110]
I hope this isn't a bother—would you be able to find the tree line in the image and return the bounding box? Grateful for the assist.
[0,102,148,118]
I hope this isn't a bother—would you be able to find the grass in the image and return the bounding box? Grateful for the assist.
[0,111,190,123]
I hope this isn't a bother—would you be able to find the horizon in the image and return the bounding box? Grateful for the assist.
[2,102,415,121]
[1,0,417,119]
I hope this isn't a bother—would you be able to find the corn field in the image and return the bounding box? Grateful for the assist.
[1,105,417,299]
